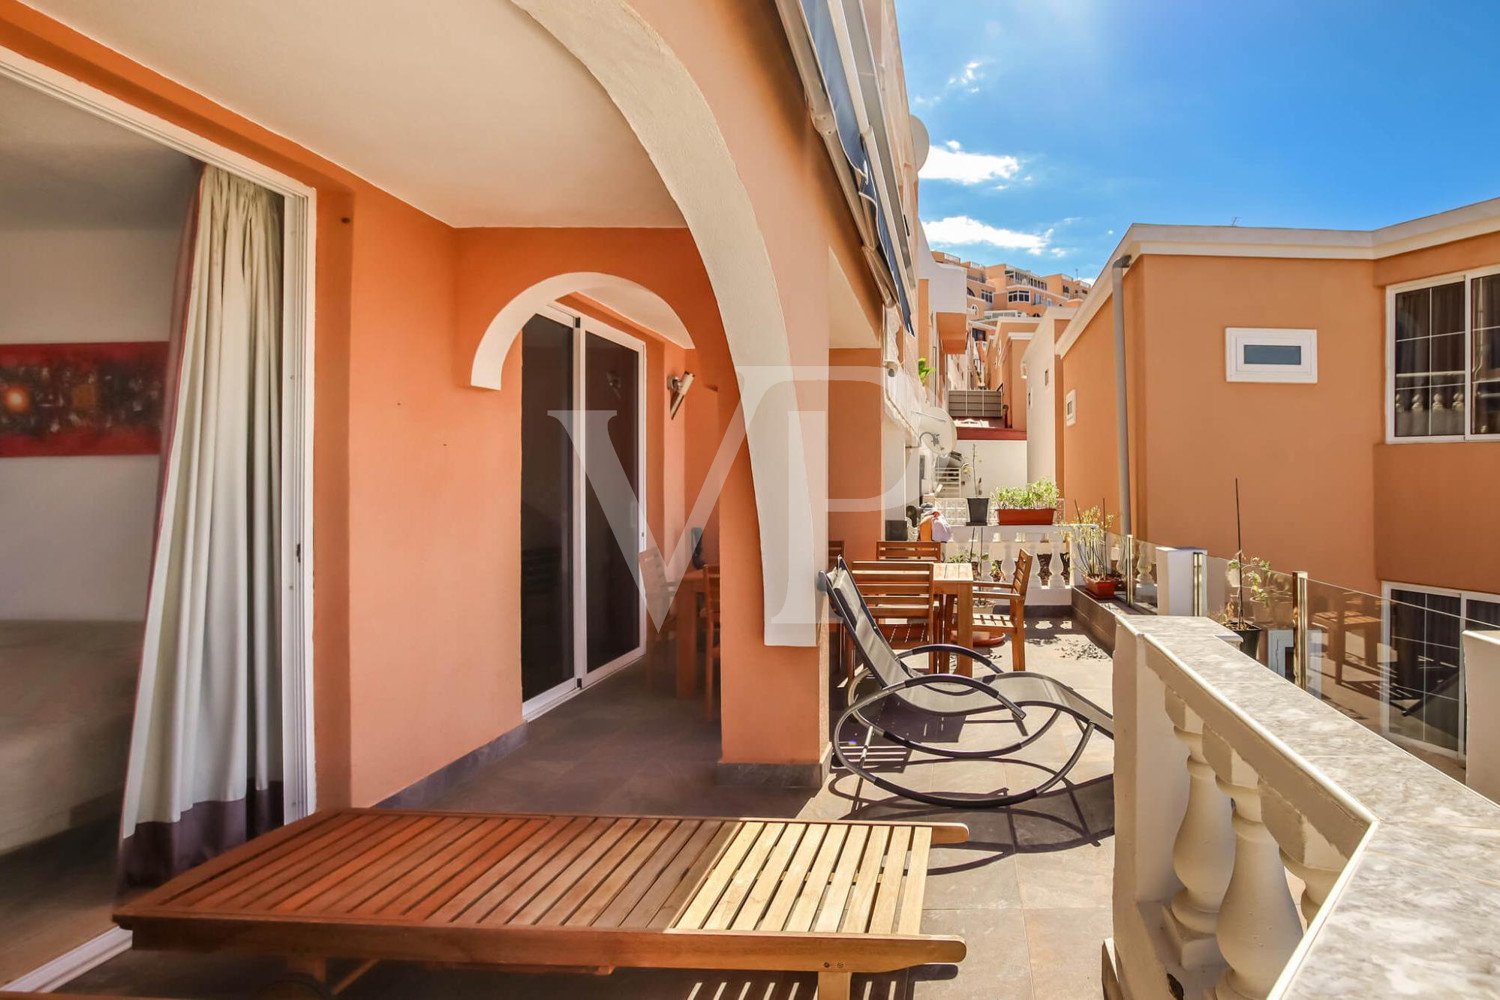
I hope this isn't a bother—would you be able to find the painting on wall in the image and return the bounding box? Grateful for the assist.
[0,341,169,457]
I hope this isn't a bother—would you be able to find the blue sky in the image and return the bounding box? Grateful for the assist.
[895,0,1500,282]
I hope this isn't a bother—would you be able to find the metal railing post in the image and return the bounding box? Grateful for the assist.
[1124,533,1136,608]
[1192,550,1206,617]
[1293,570,1309,688]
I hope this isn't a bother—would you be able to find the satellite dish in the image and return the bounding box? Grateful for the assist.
[910,114,930,171]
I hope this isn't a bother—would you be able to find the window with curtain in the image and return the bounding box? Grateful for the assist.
[1391,273,1500,438]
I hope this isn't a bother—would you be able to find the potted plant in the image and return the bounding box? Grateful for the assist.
[1072,502,1119,599]
[965,477,990,526]
[992,477,1060,525]
[1214,478,1275,658]
[916,358,933,385]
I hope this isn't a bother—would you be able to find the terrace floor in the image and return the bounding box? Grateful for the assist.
[69,618,1116,1000]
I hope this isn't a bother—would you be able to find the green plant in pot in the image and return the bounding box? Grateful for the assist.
[916,357,933,385]
[1072,502,1119,599]
[991,477,1059,525]
[1214,478,1277,658]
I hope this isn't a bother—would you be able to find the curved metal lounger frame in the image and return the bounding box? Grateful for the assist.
[835,664,1110,809]
[823,559,1114,809]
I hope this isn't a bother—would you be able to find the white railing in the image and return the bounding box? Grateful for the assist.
[1111,616,1500,1000]
[942,523,1075,607]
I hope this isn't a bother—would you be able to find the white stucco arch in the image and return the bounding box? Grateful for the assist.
[471,271,693,390]
[499,0,819,647]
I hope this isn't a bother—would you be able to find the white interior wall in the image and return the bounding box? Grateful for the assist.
[0,225,189,620]
[961,438,1028,495]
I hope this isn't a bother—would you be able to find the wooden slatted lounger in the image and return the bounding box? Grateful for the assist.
[115,808,969,1000]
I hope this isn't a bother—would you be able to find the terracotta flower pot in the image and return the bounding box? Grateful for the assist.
[1083,577,1117,599]
[996,507,1055,526]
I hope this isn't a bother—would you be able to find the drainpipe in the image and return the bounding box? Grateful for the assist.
[1111,255,1133,535]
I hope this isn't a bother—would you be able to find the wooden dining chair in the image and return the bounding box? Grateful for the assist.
[845,563,938,686]
[875,539,942,562]
[973,550,1031,671]
[702,565,722,720]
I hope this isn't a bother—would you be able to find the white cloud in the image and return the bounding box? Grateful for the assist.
[920,141,1021,185]
[923,216,1053,255]
[949,59,986,92]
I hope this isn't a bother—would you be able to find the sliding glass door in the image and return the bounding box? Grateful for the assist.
[520,308,646,717]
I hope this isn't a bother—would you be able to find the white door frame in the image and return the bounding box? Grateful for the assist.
[578,314,649,689]
[0,43,318,991]
[519,304,648,721]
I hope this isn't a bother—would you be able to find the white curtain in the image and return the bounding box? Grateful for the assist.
[120,166,284,885]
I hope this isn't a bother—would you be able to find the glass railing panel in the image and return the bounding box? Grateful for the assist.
[1129,537,1161,614]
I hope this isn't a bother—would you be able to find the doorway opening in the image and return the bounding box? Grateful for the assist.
[0,49,315,989]
[520,306,647,719]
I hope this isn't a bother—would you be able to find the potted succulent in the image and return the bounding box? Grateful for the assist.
[992,477,1060,525]
[1072,502,1120,599]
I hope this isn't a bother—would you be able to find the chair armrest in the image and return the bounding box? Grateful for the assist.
[900,643,1006,676]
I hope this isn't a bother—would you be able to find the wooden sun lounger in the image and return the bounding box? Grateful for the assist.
[115,808,968,999]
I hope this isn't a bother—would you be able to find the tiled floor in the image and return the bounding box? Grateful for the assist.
[69,618,1116,1000]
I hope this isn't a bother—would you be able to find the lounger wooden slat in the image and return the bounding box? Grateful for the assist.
[529,818,658,926]
[634,820,732,929]
[896,826,933,935]
[473,816,615,925]
[758,823,829,932]
[783,823,849,933]
[593,818,702,928]
[867,825,911,934]
[729,823,808,931]
[838,825,890,933]
[115,809,968,992]
[813,825,870,933]
[354,817,518,916]
[448,816,595,924]
[703,821,788,930]
[673,820,764,930]
[563,818,680,927]
[425,816,570,922]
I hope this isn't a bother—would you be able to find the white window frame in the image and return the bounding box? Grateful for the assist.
[1224,328,1318,383]
[1064,389,1077,426]
[1379,580,1500,762]
[1385,265,1500,444]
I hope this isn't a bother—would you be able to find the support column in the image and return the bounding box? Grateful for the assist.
[1162,691,1234,970]
[827,348,886,562]
[1203,731,1303,1000]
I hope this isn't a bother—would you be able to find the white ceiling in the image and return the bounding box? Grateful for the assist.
[0,73,200,229]
[22,0,684,228]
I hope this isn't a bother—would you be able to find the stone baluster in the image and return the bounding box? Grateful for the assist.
[1259,782,1347,925]
[1203,730,1304,1000]
[1162,690,1235,970]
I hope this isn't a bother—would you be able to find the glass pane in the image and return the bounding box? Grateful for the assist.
[1242,343,1302,366]
[1394,283,1464,438]
[1473,275,1500,435]
[584,332,642,671]
[1388,588,1462,752]
[519,314,575,701]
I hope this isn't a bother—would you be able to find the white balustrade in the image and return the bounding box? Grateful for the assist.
[1202,729,1303,1000]
[1162,690,1234,970]
[1110,615,1500,1000]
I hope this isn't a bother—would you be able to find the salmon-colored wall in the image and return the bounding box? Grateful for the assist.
[828,348,884,560]
[1374,443,1500,594]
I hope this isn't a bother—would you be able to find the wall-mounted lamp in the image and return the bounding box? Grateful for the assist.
[668,371,695,419]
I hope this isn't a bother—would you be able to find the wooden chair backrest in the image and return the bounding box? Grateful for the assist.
[876,540,942,562]
[1010,550,1033,598]
[850,564,936,626]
